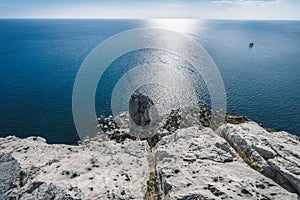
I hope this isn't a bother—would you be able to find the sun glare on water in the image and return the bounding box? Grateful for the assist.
[146,18,200,35]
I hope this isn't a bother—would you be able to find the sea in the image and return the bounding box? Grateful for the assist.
[0,19,299,144]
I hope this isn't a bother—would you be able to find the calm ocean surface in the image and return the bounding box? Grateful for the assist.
[0,19,299,144]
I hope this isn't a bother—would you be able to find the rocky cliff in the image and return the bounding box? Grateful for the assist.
[0,112,299,199]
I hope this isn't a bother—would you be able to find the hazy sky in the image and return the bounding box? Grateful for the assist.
[0,0,299,19]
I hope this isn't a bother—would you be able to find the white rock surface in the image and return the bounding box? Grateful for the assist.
[114,111,130,129]
[0,135,150,199]
[0,120,299,200]
[155,126,299,199]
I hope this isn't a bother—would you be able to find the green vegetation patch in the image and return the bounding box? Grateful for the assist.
[144,169,159,200]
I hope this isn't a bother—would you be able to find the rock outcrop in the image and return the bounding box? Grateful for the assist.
[129,94,159,138]
[0,153,21,197]
[217,122,300,195]
[7,181,78,200]
[129,94,154,127]
[0,135,150,199]
[155,126,299,199]
[0,112,299,199]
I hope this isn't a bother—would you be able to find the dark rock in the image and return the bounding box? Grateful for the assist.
[207,184,226,197]
[226,113,249,124]
[178,194,207,200]
[128,93,159,138]
[108,131,136,143]
[145,129,170,149]
[241,188,252,196]
[0,153,21,198]
[97,115,119,133]
[163,109,181,131]
[129,93,154,126]
[7,182,81,200]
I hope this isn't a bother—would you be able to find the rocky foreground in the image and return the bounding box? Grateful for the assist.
[0,115,300,199]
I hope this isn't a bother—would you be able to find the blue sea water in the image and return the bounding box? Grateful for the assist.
[0,19,299,144]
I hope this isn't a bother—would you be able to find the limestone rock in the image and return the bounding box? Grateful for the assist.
[0,135,150,199]
[217,122,300,195]
[7,181,79,200]
[0,153,21,197]
[114,111,130,129]
[155,126,299,199]
[1,116,299,199]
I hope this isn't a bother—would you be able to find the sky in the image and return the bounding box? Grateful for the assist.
[0,0,299,20]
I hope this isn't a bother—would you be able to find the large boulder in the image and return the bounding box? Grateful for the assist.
[129,93,159,138]
[129,93,153,126]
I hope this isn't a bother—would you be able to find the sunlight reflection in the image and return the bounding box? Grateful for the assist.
[145,18,200,35]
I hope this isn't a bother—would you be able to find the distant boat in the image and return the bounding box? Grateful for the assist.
[249,42,254,48]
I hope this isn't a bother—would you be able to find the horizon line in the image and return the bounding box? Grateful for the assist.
[0,17,300,21]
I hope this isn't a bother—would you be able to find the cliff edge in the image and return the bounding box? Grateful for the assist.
[0,112,299,199]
